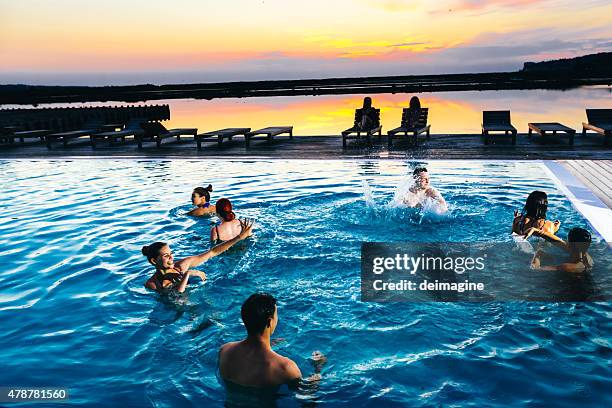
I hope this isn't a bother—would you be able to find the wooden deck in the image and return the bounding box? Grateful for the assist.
[1,133,611,160]
[560,160,612,209]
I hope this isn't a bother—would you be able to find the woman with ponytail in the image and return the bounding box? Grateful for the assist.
[211,198,243,243]
[526,226,594,273]
[142,219,254,293]
[512,191,561,237]
[187,184,216,216]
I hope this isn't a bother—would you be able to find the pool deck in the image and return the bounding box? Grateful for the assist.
[1,133,611,160]
[560,160,612,209]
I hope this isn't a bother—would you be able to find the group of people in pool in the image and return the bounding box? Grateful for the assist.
[403,166,594,273]
[138,170,595,392]
[141,186,325,390]
[512,190,594,273]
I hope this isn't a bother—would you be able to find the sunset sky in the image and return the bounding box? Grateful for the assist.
[1,0,610,85]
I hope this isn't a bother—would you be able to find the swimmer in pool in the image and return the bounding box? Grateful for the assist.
[512,191,560,236]
[402,167,448,212]
[143,219,254,293]
[526,226,594,273]
[219,293,326,389]
[187,185,216,217]
[211,198,243,243]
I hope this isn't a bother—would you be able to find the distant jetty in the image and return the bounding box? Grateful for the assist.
[1,53,610,105]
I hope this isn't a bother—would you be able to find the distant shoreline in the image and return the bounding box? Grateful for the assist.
[0,73,610,106]
[2,52,610,106]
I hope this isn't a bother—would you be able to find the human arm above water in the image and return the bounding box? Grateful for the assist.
[524,227,568,251]
[176,218,254,272]
[531,250,591,273]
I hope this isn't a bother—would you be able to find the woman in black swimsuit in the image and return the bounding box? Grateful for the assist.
[143,219,254,293]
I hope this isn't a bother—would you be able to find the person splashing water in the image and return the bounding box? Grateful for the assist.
[401,167,448,213]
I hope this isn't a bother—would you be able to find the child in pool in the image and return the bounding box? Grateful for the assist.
[187,185,216,217]
[526,226,594,273]
[512,191,560,236]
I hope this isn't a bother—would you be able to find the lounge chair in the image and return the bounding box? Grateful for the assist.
[582,109,612,145]
[387,108,430,147]
[46,119,106,148]
[138,121,197,148]
[482,111,517,145]
[195,127,251,149]
[1,126,50,144]
[90,118,146,148]
[342,108,382,147]
[245,126,293,147]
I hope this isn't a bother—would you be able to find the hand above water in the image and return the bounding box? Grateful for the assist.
[238,218,255,239]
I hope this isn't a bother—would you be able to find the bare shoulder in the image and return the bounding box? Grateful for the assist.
[278,355,301,380]
[219,341,240,355]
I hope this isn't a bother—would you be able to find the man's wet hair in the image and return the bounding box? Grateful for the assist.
[568,227,592,243]
[413,167,428,178]
[241,293,277,335]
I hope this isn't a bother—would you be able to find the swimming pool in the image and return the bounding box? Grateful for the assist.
[0,159,610,407]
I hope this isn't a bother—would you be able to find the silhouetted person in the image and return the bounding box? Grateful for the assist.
[357,97,379,131]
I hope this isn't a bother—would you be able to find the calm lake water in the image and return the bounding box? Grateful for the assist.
[2,86,611,135]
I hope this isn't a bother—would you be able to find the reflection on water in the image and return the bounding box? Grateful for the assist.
[3,86,610,135]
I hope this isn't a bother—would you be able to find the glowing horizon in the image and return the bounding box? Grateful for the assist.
[0,0,610,85]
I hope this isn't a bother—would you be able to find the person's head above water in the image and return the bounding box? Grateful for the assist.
[568,227,592,251]
[413,167,429,190]
[362,96,372,109]
[216,198,236,222]
[192,185,213,206]
[142,241,173,270]
[241,293,278,337]
[409,96,421,110]
[523,191,548,219]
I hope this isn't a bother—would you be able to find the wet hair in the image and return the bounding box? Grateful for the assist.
[363,96,372,109]
[413,167,428,178]
[142,242,167,261]
[522,191,548,220]
[241,293,277,336]
[568,227,592,270]
[193,184,213,202]
[409,96,421,110]
[568,227,591,243]
[216,198,236,222]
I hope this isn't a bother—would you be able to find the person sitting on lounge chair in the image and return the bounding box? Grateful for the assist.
[357,97,379,131]
[187,185,216,217]
[402,167,448,212]
[406,96,422,128]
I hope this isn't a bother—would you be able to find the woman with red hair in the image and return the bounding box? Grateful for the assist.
[211,198,244,243]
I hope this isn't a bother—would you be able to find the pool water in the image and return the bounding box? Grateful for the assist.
[0,159,610,407]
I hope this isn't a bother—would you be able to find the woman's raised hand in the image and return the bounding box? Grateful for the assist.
[239,218,255,239]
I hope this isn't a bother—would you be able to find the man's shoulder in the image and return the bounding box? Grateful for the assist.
[219,341,241,356]
[274,354,301,380]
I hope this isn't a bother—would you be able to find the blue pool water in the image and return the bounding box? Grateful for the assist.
[0,159,610,407]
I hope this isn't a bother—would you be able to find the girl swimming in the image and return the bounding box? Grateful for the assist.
[512,191,560,236]
[143,219,254,293]
[187,185,216,217]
